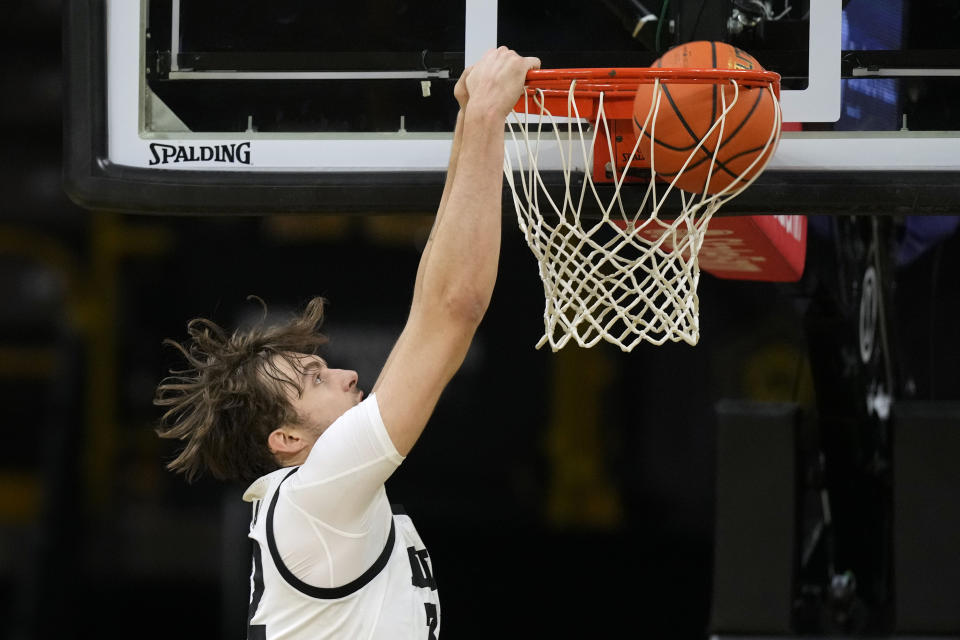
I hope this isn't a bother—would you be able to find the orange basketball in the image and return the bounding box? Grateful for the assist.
[633,41,780,195]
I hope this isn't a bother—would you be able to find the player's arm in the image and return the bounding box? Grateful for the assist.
[373,47,539,456]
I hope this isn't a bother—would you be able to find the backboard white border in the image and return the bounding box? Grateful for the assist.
[779,0,840,122]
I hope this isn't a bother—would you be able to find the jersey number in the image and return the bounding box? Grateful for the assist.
[407,546,437,590]
[424,602,439,640]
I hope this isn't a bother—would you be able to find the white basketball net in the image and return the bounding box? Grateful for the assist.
[503,78,781,351]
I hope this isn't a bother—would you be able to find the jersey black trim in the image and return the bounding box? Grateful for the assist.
[265,467,397,600]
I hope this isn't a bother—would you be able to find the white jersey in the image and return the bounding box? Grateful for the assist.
[243,394,440,640]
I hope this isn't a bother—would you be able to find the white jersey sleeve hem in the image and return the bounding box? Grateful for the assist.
[362,392,405,466]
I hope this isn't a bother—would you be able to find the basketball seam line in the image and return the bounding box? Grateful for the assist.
[642,86,766,181]
[637,88,764,152]
[656,143,773,178]
[647,86,740,180]
[652,90,768,177]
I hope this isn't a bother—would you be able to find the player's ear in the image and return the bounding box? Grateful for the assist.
[268,427,306,455]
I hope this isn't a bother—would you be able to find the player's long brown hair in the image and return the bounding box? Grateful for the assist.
[154,296,329,483]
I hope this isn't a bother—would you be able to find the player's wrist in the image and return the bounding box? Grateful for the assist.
[463,102,506,128]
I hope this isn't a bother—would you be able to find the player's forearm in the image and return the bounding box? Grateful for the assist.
[437,110,467,222]
[411,109,466,309]
[417,106,504,322]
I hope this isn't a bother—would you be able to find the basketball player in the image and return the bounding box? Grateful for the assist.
[153,47,540,639]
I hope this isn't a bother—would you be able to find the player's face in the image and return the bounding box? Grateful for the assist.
[286,354,364,432]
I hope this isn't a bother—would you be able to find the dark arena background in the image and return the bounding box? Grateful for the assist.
[3,1,960,638]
